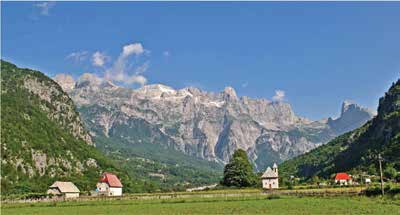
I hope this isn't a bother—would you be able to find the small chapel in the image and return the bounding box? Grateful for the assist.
[261,163,279,189]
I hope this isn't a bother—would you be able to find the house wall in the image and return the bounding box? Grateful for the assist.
[109,187,122,196]
[97,182,109,192]
[65,193,79,198]
[335,179,352,185]
[262,178,279,189]
[47,188,61,195]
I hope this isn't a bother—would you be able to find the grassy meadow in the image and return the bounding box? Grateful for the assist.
[2,195,400,215]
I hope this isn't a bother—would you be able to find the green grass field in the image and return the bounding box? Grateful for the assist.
[2,195,400,215]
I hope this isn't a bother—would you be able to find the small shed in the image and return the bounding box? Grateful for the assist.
[47,181,80,198]
[96,172,123,196]
[334,173,352,185]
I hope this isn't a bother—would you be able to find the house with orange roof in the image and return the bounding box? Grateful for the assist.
[96,172,123,196]
[334,172,352,185]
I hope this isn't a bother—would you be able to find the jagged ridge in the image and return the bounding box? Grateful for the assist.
[54,73,375,171]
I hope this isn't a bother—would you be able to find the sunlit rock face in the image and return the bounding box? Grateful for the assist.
[55,74,375,170]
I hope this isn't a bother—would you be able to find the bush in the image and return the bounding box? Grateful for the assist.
[365,184,399,196]
[387,186,400,195]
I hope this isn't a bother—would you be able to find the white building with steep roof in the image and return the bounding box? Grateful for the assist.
[96,172,123,196]
[261,163,279,189]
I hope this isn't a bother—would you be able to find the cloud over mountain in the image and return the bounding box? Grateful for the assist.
[66,51,89,63]
[92,51,109,67]
[272,90,285,102]
[64,42,150,87]
[104,42,149,86]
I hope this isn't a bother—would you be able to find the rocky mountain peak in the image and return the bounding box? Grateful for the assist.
[340,100,375,119]
[76,73,103,88]
[137,84,175,94]
[328,100,375,135]
[100,80,118,88]
[222,86,238,100]
[134,84,177,98]
[53,74,75,93]
[341,100,359,114]
[184,87,202,96]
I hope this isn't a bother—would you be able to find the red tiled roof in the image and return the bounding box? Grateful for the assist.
[335,172,351,180]
[99,172,123,187]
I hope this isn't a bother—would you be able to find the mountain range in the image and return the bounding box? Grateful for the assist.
[1,61,222,194]
[54,72,375,171]
[0,60,383,194]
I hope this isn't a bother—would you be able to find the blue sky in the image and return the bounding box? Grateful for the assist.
[2,2,399,120]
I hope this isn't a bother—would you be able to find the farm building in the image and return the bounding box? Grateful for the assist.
[47,181,80,198]
[261,163,279,189]
[334,172,352,185]
[96,172,123,196]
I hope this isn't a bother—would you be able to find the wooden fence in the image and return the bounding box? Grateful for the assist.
[1,187,364,204]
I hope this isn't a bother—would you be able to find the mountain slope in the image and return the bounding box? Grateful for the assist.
[78,104,224,191]
[0,61,133,194]
[54,73,374,171]
[280,79,400,179]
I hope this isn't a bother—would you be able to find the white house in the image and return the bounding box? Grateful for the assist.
[96,172,123,196]
[262,163,279,189]
[47,181,80,198]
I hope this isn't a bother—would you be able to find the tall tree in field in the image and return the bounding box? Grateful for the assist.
[221,149,256,187]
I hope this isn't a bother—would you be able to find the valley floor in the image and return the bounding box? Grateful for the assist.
[2,195,400,215]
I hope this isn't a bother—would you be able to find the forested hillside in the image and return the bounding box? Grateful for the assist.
[280,79,400,179]
[0,60,134,194]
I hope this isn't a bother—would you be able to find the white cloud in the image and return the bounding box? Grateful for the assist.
[126,75,147,85]
[65,42,149,87]
[122,43,144,57]
[272,90,285,102]
[135,61,149,75]
[104,42,149,86]
[35,2,56,16]
[163,51,170,57]
[92,51,109,67]
[77,73,103,86]
[241,82,248,88]
[66,51,89,63]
